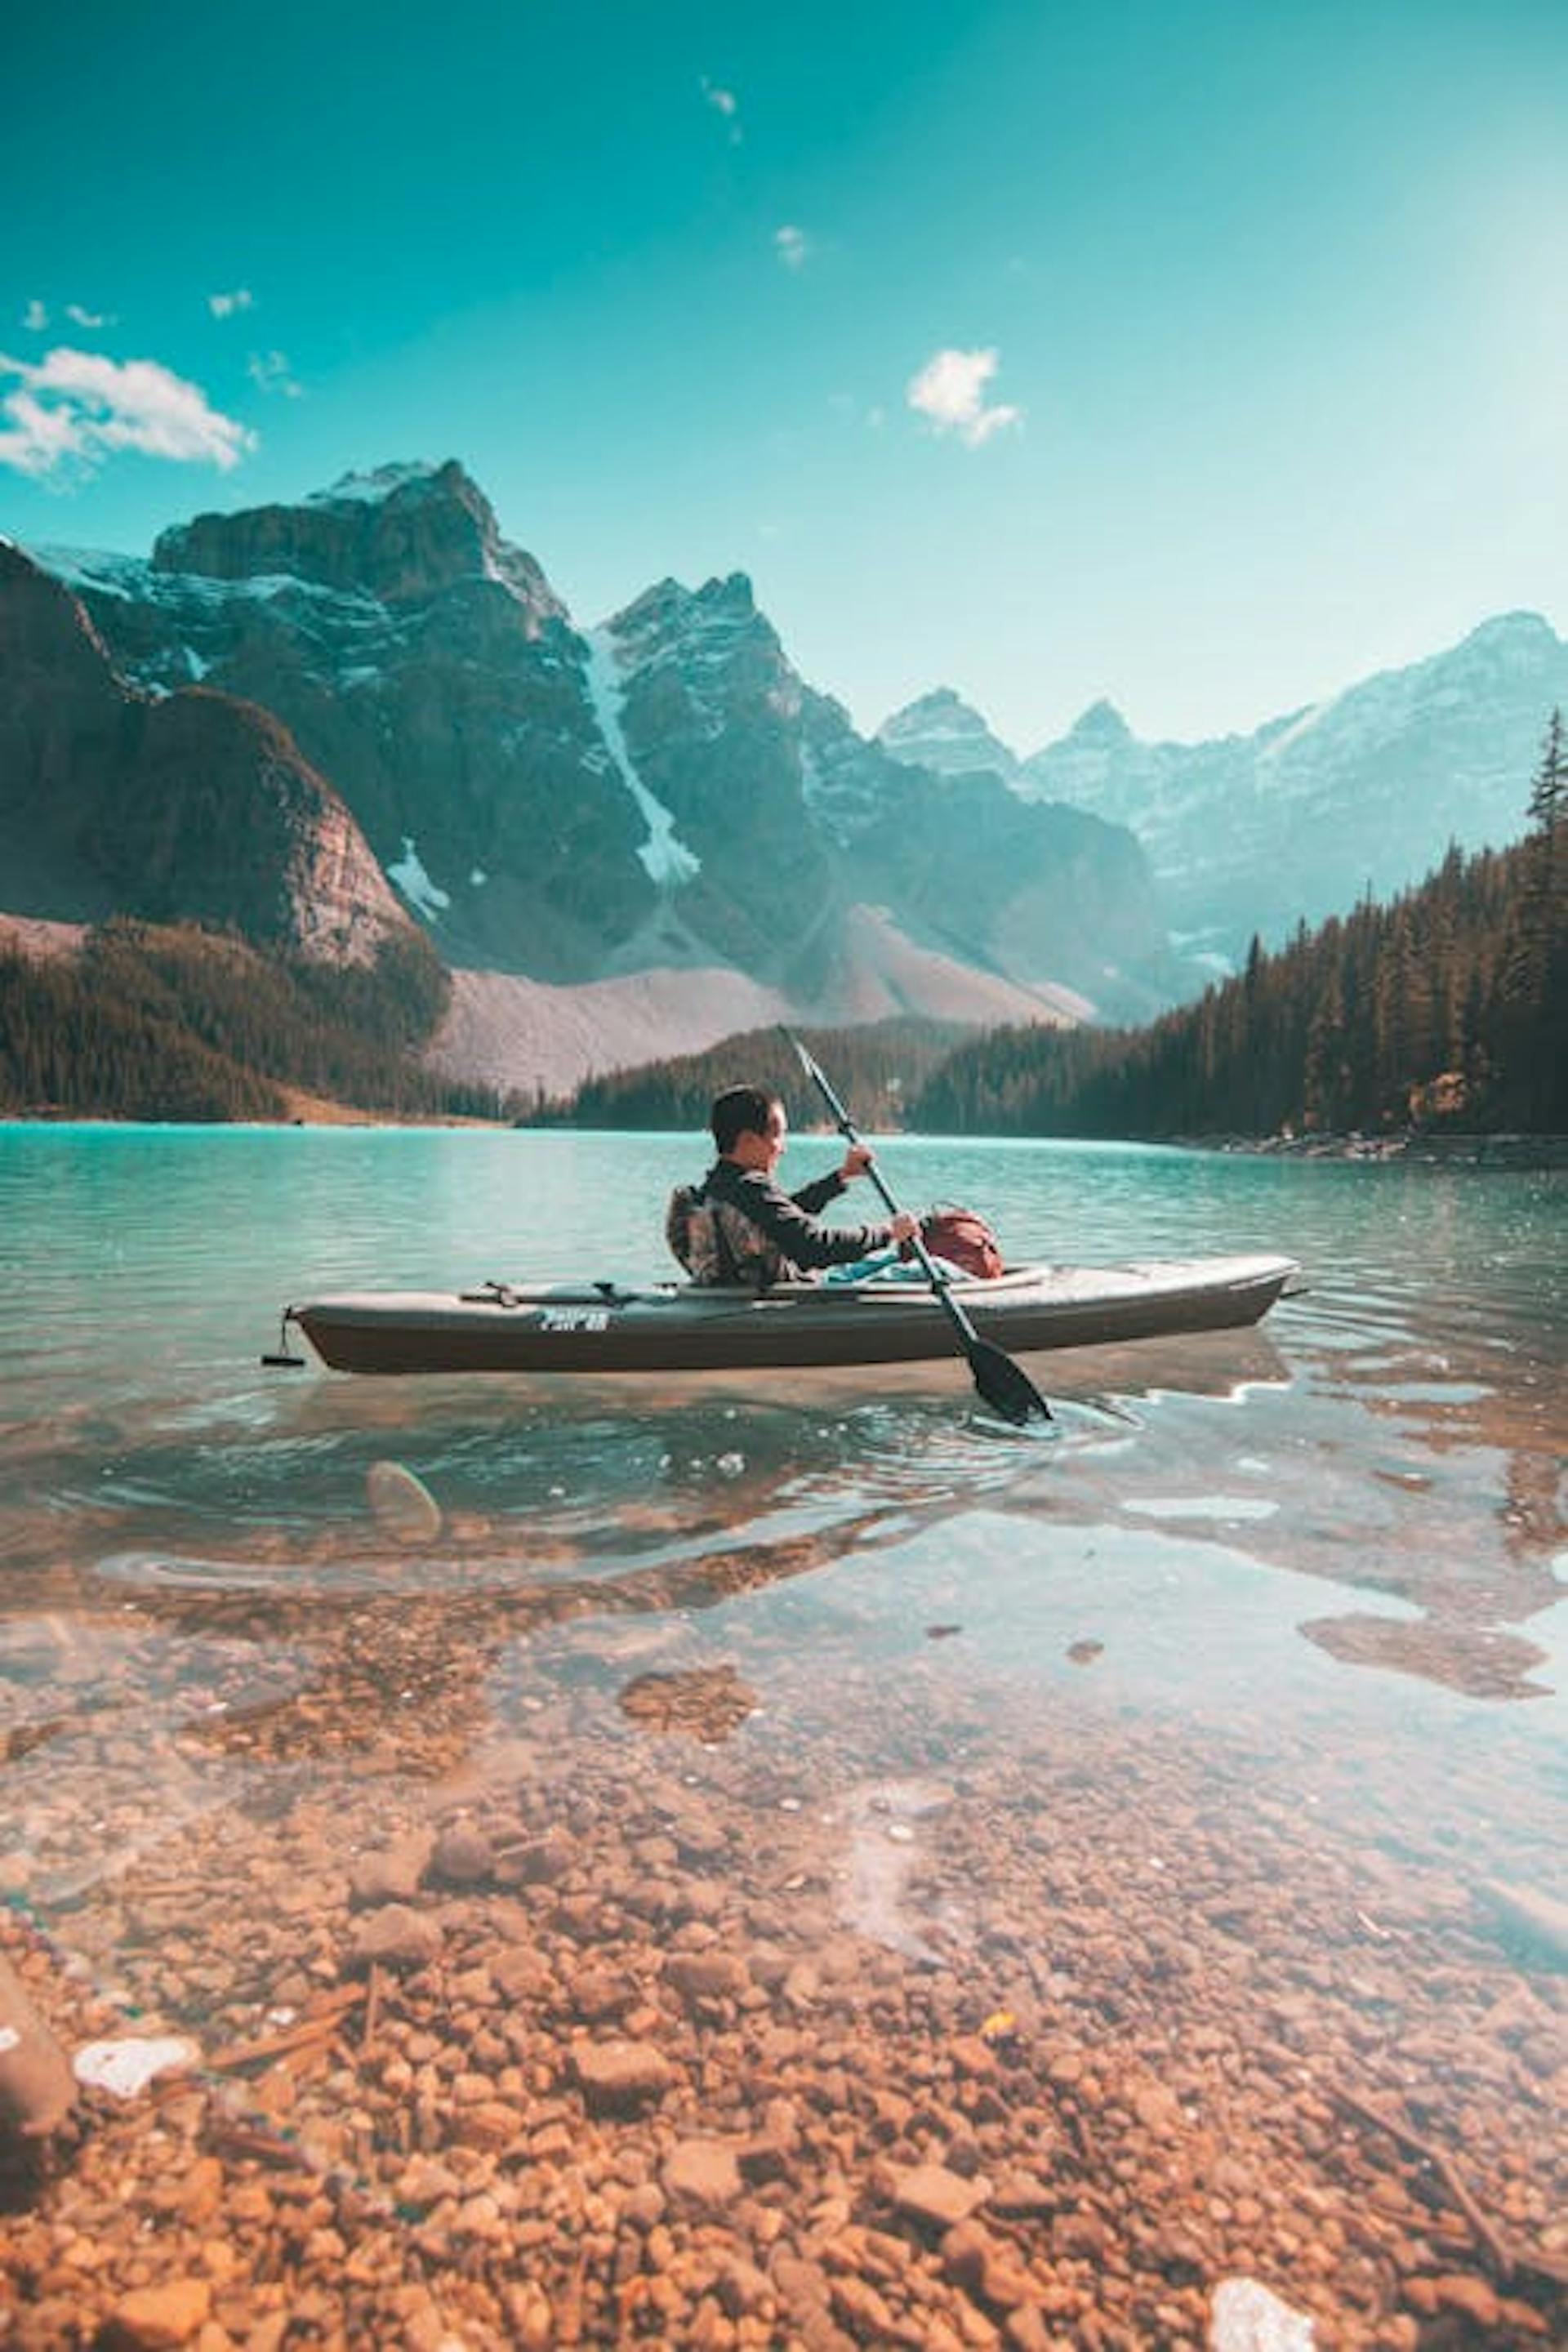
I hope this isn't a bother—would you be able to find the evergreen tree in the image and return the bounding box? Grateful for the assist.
[893,746,1565,1143]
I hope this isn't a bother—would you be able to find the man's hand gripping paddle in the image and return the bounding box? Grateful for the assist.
[784,1032,1052,1428]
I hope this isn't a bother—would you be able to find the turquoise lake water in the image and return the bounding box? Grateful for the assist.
[1,1124,1563,1966]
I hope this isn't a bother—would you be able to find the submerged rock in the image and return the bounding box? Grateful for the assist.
[617,1663,758,1740]
[886,2159,992,2233]
[573,2040,678,2114]
[349,1828,436,1905]
[1209,2277,1316,2350]
[350,1904,443,1968]
[366,1459,443,1544]
[73,2034,199,2099]
[103,2277,212,2348]
[662,2136,743,2212]
[1477,1877,1568,1968]
[0,1953,75,2139]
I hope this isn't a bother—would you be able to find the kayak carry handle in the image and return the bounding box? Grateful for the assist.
[261,1308,307,1369]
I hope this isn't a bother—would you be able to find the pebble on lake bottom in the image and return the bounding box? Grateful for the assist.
[365,1459,444,1544]
[1,1577,1564,2352]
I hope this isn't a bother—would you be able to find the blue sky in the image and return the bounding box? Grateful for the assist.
[5,0,1565,748]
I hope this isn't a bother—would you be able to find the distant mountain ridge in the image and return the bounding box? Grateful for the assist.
[880,614,1568,964]
[876,688,1022,784]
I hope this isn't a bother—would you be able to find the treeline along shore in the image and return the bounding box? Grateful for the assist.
[4,725,1562,1143]
[537,732,1567,1150]
[0,922,511,1125]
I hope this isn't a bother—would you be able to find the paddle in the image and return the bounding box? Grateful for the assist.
[783,1031,1052,1428]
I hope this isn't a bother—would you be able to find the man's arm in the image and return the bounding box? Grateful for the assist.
[715,1165,893,1272]
[790,1169,847,1218]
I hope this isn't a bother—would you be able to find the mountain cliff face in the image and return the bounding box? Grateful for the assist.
[36,465,1174,1027]
[1013,617,1568,960]
[595,572,835,982]
[0,541,408,961]
[602,572,1176,1017]
[42,466,648,982]
[155,460,566,614]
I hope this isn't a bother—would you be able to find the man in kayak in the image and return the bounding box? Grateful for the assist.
[672,1085,917,1286]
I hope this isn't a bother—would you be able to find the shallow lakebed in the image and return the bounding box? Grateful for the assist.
[1,1126,1563,2347]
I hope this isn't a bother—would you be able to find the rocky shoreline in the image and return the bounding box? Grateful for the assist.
[2,1588,1563,2352]
[1191,1132,1568,1170]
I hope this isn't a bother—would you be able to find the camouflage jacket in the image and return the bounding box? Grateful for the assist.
[668,1159,895,1287]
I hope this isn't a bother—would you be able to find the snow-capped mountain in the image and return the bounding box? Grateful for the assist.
[876,688,1022,785]
[1016,617,1568,960]
[37,462,641,982]
[15,462,1178,1083]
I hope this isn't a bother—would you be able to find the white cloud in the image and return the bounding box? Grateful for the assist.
[247,349,301,399]
[22,300,48,332]
[0,388,79,474]
[208,287,255,318]
[700,75,742,143]
[64,304,113,329]
[0,347,256,479]
[906,346,1022,448]
[774,225,810,272]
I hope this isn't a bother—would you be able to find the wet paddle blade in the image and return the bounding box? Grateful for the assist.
[968,1338,1054,1427]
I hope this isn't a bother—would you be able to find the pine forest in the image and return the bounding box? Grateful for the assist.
[911,719,1566,1141]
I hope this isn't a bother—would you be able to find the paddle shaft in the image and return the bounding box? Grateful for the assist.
[786,1033,1052,1423]
[790,1042,992,1356]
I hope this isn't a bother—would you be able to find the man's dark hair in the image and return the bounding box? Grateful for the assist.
[711,1085,782,1155]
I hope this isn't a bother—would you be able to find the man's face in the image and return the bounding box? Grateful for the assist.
[734,1103,787,1175]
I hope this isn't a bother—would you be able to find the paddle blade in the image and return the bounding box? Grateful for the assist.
[968,1338,1054,1427]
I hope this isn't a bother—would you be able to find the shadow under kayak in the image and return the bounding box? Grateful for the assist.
[279,1254,1298,1377]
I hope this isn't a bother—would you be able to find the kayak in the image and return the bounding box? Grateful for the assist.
[279,1254,1298,1378]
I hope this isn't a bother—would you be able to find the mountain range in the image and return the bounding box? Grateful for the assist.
[4,457,1561,1098]
[878,615,1568,964]
[7,461,1174,1093]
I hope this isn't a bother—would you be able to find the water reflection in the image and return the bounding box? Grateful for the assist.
[1298,1610,1552,1701]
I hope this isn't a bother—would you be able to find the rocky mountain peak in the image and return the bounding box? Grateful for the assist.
[1018,612,1568,966]
[607,572,786,719]
[11,487,1179,1041]
[1062,697,1134,746]
[898,687,967,719]
[610,570,760,646]
[1439,609,1562,692]
[1459,609,1556,651]
[877,688,1019,782]
[151,458,566,623]
[305,460,465,510]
